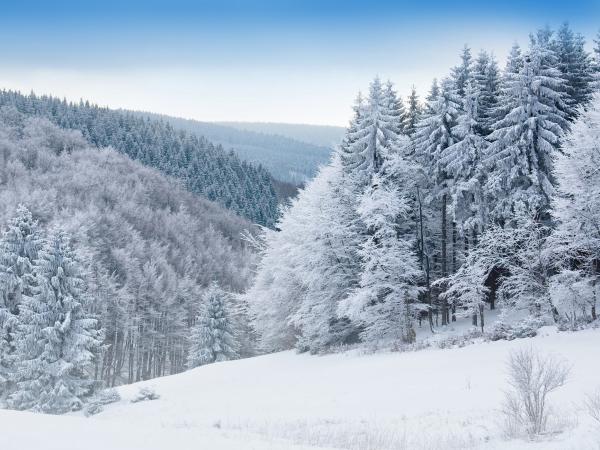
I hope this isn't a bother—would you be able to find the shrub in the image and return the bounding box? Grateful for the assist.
[130,387,160,403]
[502,347,570,437]
[83,388,121,417]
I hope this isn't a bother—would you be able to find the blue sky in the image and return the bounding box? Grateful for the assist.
[0,0,598,125]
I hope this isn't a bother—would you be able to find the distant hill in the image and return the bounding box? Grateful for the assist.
[218,122,346,148]
[0,91,279,227]
[136,113,338,185]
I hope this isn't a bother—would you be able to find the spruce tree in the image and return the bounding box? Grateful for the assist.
[186,282,238,368]
[10,230,101,414]
[403,86,422,136]
[473,51,500,135]
[485,38,568,225]
[554,23,595,116]
[0,205,43,395]
[383,80,406,135]
[505,43,524,74]
[414,78,461,324]
[451,45,474,97]
[439,81,487,236]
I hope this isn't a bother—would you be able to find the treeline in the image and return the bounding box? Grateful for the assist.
[246,24,600,353]
[0,91,279,227]
[137,112,334,185]
[0,110,257,413]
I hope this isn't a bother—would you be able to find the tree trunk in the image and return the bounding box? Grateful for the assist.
[441,194,448,325]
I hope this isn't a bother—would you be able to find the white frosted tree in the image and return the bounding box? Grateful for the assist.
[554,23,595,116]
[187,282,238,368]
[9,230,101,414]
[403,85,422,136]
[414,77,462,324]
[339,170,422,344]
[548,92,600,322]
[485,38,568,225]
[0,205,43,396]
[440,80,487,237]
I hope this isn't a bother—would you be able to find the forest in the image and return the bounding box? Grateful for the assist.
[247,24,600,353]
[0,108,257,411]
[0,91,279,227]
[0,21,600,419]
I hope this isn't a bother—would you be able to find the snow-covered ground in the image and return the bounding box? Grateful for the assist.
[2,326,599,450]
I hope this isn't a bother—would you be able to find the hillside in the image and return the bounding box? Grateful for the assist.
[217,122,346,148]
[0,110,257,387]
[0,91,278,226]
[136,112,336,184]
[2,326,598,450]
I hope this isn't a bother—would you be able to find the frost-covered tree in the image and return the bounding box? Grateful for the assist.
[440,81,487,237]
[473,51,501,136]
[187,282,238,368]
[485,37,568,225]
[9,230,101,414]
[414,78,461,324]
[339,168,422,344]
[451,45,474,97]
[594,30,600,70]
[0,205,43,395]
[505,43,524,74]
[554,23,595,116]
[383,80,406,135]
[342,77,402,188]
[548,93,600,322]
[403,86,422,136]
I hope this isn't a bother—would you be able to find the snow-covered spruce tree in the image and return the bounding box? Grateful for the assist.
[505,43,524,75]
[339,161,422,344]
[439,80,487,238]
[187,282,238,368]
[0,205,43,397]
[554,23,595,117]
[485,36,568,225]
[473,50,501,136]
[548,93,600,322]
[451,45,473,97]
[403,85,422,136]
[342,77,402,188]
[383,80,406,135]
[441,210,557,328]
[413,78,461,325]
[9,230,102,414]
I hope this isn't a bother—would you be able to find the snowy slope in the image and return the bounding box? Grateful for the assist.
[2,327,599,450]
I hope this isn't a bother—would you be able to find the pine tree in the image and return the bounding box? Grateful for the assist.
[186,282,238,368]
[485,38,568,225]
[594,30,600,69]
[554,23,595,116]
[342,77,402,188]
[414,78,462,325]
[424,78,440,114]
[505,43,524,74]
[10,230,101,414]
[473,51,501,135]
[451,45,474,97]
[439,81,487,236]
[0,205,43,394]
[549,92,600,322]
[339,170,422,344]
[403,86,422,136]
[383,80,406,135]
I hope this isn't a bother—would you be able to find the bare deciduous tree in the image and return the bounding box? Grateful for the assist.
[502,347,571,437]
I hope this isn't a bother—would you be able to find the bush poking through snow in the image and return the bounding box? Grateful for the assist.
[130,387,160,403]
[502,347,570,437]
[84,389,122,417]
[584,390,600,424]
